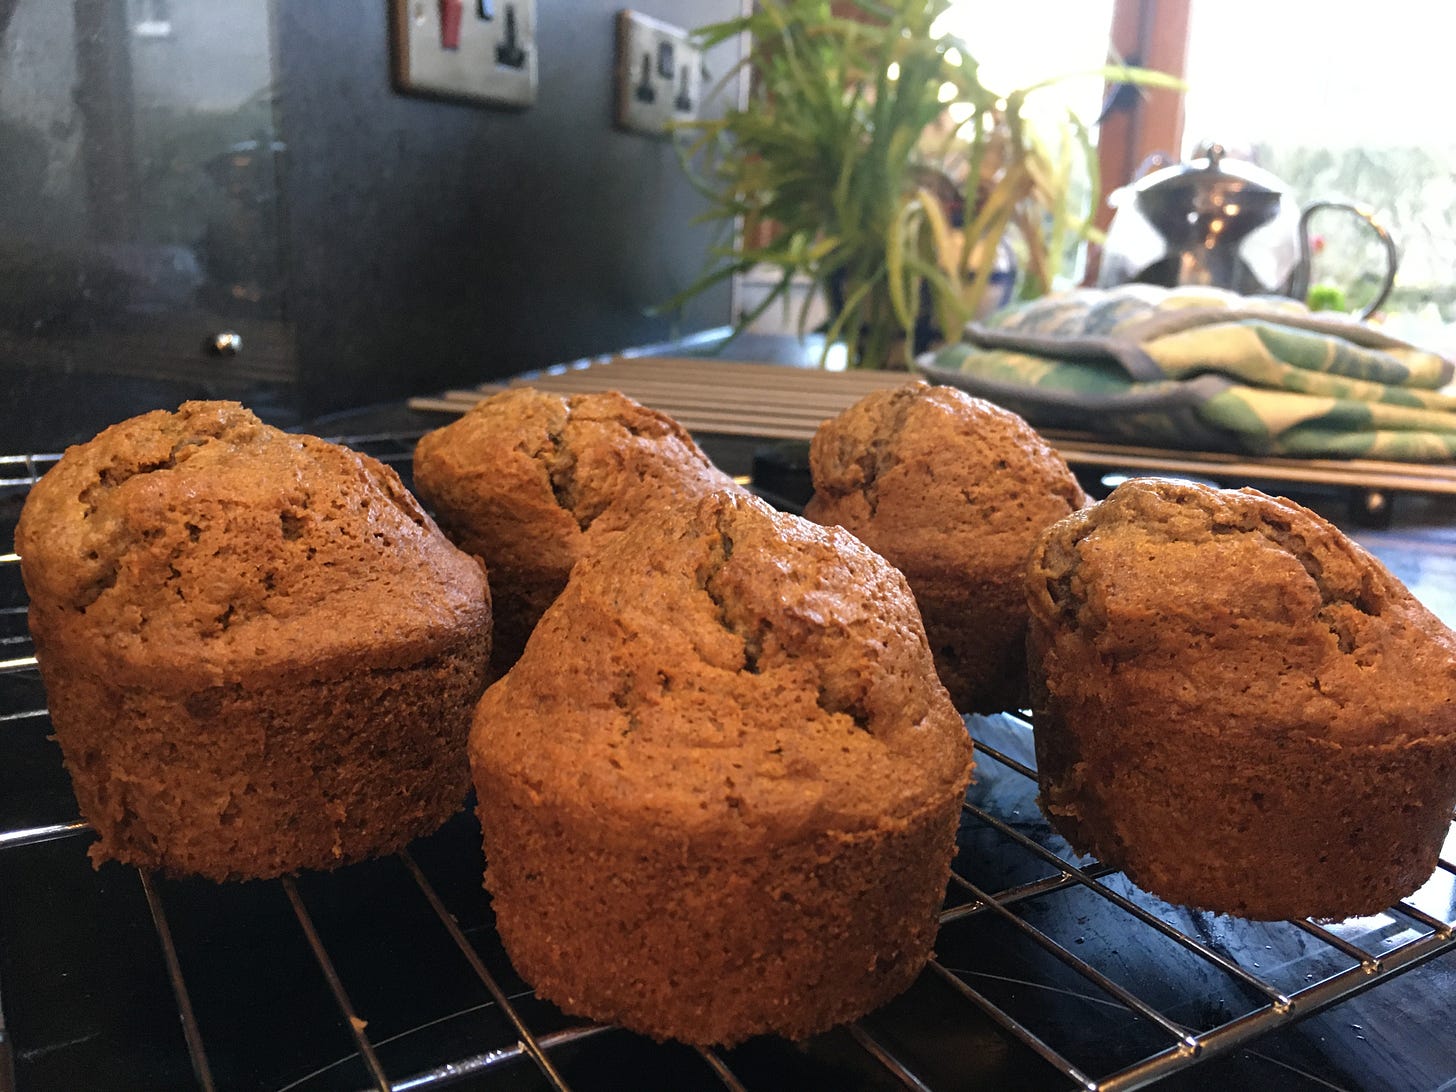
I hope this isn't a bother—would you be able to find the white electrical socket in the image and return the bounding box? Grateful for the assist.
[614,10,702,137]
[391,0,537,108]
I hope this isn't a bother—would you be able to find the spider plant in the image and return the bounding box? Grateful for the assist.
[671,0,1180,369]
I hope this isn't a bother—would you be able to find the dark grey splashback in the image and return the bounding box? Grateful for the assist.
[0,0,293,450]
[0,0,741,451]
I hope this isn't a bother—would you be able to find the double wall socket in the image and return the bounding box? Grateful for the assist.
[614,10,702,137]
[391,0,537,108]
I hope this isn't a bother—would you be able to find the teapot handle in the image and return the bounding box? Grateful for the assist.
[1292,202,1399,320]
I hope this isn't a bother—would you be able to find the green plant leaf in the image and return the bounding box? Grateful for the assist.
[665,0,1181,368]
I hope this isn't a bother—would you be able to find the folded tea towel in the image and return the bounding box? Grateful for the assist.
[915,285,1456,461]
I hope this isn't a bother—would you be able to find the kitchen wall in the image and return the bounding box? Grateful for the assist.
[0,0,742,452]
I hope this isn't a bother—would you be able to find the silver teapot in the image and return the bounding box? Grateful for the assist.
[1097,144,1398,319]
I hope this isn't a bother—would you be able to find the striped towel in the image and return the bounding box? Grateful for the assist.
[916,285,1456,461]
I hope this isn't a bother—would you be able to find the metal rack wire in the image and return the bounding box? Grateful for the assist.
[2,435,1454,1091]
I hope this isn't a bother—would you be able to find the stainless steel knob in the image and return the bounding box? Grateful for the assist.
[209,331,243,356]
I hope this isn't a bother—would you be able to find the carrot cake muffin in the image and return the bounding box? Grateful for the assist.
[471,490,974,1045]
[805,382,1085,712]
[1025,478,1456,920]
[413,388,740,674]
[16,401,492,880]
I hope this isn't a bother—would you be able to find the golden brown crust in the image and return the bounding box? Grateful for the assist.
[471,491,973,1044]
[54,638,485,880]
[18,401,488,687]
[17,401,492,879]
[805,381,1085,712]
[1025,478,1456,919]
[413,388,741,673]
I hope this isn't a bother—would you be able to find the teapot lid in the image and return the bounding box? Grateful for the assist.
[1119,143,1290,203]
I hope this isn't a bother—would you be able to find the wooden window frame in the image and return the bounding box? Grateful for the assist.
[1089,0,1191,280]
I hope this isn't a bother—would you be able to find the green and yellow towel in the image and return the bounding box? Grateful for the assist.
[916,285,1456,461]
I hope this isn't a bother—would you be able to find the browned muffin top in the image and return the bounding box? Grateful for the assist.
[806,382,1086,566]
[1026,478,1456,744]
[413,387,740,571]
[473,490,973,842]
[17,401,489,685]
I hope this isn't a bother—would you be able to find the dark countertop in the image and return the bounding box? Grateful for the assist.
[3,334,1455,1090]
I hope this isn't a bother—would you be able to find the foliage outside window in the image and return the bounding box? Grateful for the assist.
[1179,0,1456,330]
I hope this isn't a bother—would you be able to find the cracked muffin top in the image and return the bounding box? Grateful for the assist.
[414,387,739,567]
[806,382,1086,570]
[472,490,974,840]
[17,401,490,685]
[413,388,741,669]
[1025,478,1456,744]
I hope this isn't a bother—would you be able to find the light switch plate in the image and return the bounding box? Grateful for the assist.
[614,10,702,136]
[391,0,537,108]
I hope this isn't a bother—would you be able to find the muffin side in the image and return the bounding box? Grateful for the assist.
[49,637,487,879]
[472,490,974,1045]
[17,401,492,879]
[1026,479,1456,920]
[805,381,1085,712]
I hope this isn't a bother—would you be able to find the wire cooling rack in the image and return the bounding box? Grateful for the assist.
[2,435,1455,1091]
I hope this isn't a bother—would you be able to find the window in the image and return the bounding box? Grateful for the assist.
[1179,0,1456,327]
[1102,0,1453,346]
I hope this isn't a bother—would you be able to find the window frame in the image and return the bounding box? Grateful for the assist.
[1089,0,1191,280]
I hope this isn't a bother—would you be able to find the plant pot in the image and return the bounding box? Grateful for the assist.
[825,239,1018,364]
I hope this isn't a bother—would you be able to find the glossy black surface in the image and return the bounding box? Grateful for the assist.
[0,0,738,453]
[0,1,295,450]
[1,702,1452,1090]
